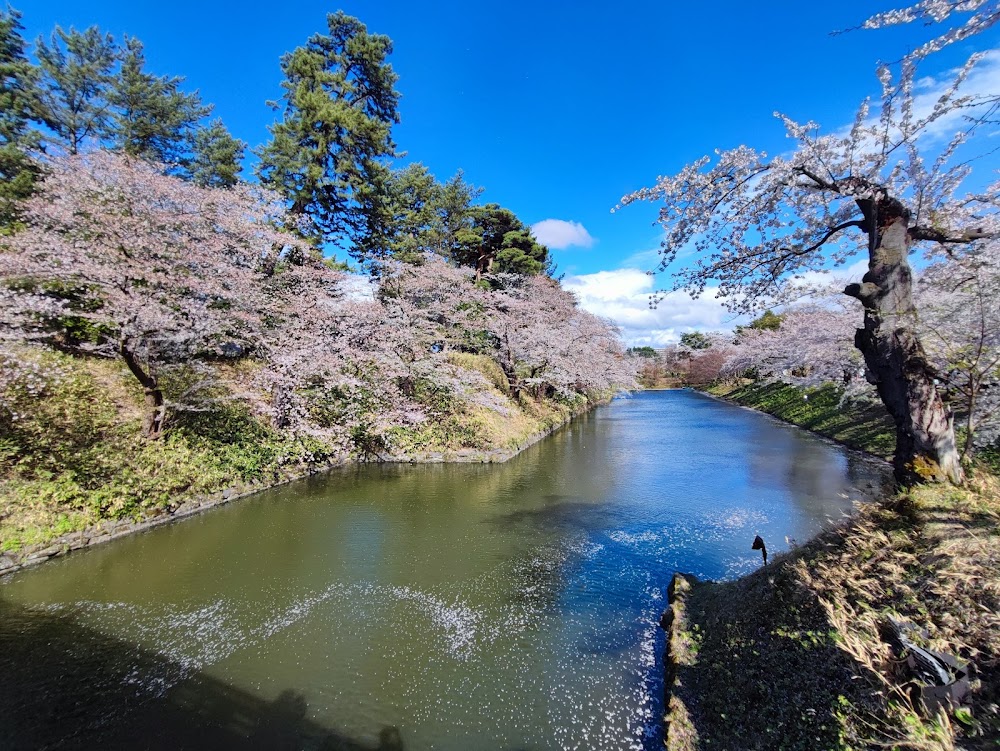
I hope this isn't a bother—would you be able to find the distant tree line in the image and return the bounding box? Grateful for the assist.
[643,285,1000,464]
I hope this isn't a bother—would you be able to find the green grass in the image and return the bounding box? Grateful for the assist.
[1,348,590,554]
[0,354,333,551]
[710,381,896,459]
[0,350,341,550]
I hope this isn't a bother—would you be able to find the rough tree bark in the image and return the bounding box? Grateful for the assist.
[475,249,495,281]
[844,197,964,485]
[120,341,166,440]
[496,332,520,398]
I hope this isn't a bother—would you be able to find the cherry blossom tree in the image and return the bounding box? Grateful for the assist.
[860,1,1000,60]
[916,240,1000,459]
[473,273,634,400]
[618,45,999,484]
[1,150,304,438]
[258,290,433,457]
[376,254,491,354]
[257,256,494,456]
[720,252,1000,462]
[725,302,864,389]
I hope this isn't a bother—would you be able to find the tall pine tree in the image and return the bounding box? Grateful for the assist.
[0,6,41,230]
[109,36,209,165]
[35,25,116,154]
[256,11,400,250]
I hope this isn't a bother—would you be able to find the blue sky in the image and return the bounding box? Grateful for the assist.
[18,1,1000,344]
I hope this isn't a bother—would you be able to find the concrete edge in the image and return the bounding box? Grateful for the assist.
[660,572,701,751]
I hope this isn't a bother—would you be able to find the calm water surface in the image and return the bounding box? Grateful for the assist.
[0,390,890,750]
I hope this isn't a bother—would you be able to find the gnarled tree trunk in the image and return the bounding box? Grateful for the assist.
[497,332,520,398]
[120,341,166,440]
[844,202,963,485]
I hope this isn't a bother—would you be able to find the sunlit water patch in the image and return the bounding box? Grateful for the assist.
[0,390,891,750]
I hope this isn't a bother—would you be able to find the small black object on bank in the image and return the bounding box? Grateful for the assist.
[752,534,767,566]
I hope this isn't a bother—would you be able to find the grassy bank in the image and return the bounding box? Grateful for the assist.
[663,474,1000,750]
[0,349,593,557]
[709,380,896,460]
[666,381,1000,749]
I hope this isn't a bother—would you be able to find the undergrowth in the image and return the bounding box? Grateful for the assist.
[0,348,585,553]
[0,352,333,551]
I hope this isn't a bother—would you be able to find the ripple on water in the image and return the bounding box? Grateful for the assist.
[33,529,667,750]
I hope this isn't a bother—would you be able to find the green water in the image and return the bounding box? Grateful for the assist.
[0,390,890,750]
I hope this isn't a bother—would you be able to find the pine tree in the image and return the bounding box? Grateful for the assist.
[436,170,482,258]
[453,204,550,278]
[0,6,42,230]
[256,11,400,249]
[109,36,209,165]
[35,25,116,154]
[186,118,245,188]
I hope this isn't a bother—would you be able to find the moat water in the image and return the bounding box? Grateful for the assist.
[0,390,891,750]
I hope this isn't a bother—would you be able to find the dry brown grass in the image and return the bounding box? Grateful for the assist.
[663,472,1000,750]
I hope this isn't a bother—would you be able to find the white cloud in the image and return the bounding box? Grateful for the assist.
[563,268,741,346]
[786,259,871,292]
[531,219,595,249]
[832,50,1000,146]
[913,50,1000,141]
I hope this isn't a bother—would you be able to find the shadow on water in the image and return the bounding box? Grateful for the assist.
[485,495,614,532]
[0,599,404,751]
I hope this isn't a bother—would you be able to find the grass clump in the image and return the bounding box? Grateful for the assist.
[386,364,578,456]
[445,351,510,393]
[0,351,334,552]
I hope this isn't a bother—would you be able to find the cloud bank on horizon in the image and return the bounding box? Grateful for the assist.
[563,268,740,347]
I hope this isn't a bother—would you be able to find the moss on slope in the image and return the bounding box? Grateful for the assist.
[710,381,896,460]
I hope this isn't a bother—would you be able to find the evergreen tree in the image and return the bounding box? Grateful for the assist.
[749,309,783,331]
[0,6,41,230]
[356,166,487,269]
[256,11,400,249]
[357,163,446,265]
[734,309,784,341]
[186,118,245,188]
[436,170,482,258]
[35,25,116,154]
[109,36,209,164]
[454,204,550,278]
[679,332,711,350]
[350,158,396,264]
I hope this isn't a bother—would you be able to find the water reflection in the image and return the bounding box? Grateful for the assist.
[0,390,890,750]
